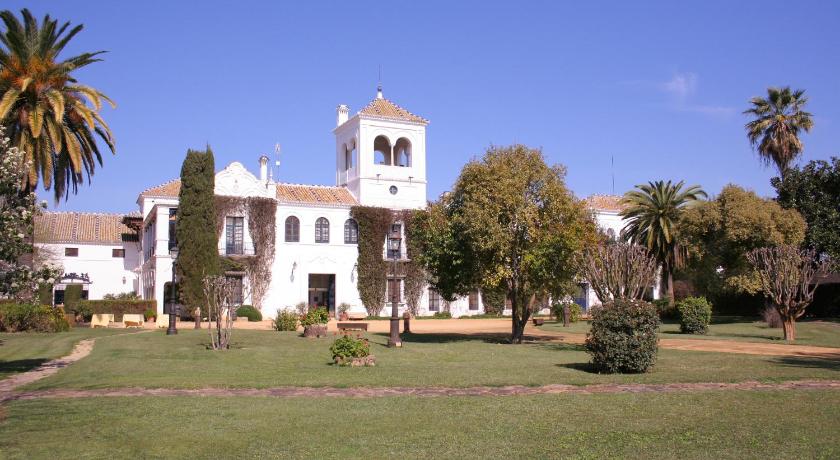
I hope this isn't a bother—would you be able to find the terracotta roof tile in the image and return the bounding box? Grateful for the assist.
[276,184,357,206]
[140,179,181,198]
[585,194,626,212]
[359,97,428,125]
[34,212,138,244]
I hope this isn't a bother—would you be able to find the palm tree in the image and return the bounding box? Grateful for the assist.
[744,87,813,179]
[0,8,115,201]
[620,180,706,305]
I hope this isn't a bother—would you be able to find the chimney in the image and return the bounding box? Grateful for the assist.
[336,104,350,127]
[258,155,269,182]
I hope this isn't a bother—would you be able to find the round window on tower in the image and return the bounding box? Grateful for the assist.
[389,185,398,195]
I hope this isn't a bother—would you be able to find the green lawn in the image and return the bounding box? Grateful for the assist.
[0,329,138,380]
[21,329,840,391]
[2,390,838,459]
[539,317,840,348]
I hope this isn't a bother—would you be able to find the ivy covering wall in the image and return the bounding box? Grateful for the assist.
[214,196,276,311]
[350,206,392,316]
[400,210,427,316]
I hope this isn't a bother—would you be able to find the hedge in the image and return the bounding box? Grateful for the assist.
[0,303,70,332]
[77,299,157,321]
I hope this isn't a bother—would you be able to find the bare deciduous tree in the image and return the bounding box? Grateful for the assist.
[202,275,240,350]
[747,245,830,341]
[580,243,658,303]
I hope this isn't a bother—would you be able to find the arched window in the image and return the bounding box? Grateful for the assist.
[394,138,411,167]
[374,135,392,165]
[344,219,359,244]
[285,216,300,242]
[315,217,330,243]
[606,228,616,242]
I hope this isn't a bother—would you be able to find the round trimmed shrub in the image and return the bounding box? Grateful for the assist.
[676,297,712,334]
[236,305,262,322]
[585,299,659,373]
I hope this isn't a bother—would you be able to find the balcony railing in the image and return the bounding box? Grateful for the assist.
[219,242,255,256]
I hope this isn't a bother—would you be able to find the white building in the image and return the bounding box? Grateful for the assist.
[34,89,637,320]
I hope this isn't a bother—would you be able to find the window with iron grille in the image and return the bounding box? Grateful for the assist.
[227,275,243,306]
[285,216,300,242]
[315,217,330,243]
[168,207,178,251]
[344,219,358,244]
[65,247,79,257]
[428,288,441,312]
[225,217,244,254]
[112,248,125,258]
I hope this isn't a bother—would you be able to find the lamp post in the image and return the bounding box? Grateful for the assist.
[166,247,179,335]
[387,228,402,348]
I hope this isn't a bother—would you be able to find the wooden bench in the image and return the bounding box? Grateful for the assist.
[337,322,368,331]
[346,312,367,321]
[532,318,545,326]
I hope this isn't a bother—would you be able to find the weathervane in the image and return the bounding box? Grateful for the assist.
[272,143,281,182]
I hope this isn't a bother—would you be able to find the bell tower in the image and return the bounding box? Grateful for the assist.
[333,86,428,210]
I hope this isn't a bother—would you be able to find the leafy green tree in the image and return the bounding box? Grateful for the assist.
[175,148,219,327]
[773,158,840,261]
[620,180,706,305]
[412,145,597,343]
[744,87,813,179]
[0,9,115,201]
[678,185,806,301]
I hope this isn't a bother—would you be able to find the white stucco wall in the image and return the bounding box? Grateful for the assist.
[40,241,140,300]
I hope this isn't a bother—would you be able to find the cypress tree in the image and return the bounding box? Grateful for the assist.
[176,147,220,326]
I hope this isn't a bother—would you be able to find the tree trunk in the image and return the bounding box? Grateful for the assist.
[194,307,201,329]
[782,316,796,341]
[667,271,674,306]
[511,316,527,344]
[563,304,570,327]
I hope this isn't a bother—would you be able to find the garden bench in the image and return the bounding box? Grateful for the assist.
[123,314,144,328]
[532,318,545,326]
[347,312,367,321]
[337,322,368,332]
[90,313,114,328]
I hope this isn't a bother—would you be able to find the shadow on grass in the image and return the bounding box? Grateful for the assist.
[660,330,782,342]
[370,331,581,347]
[556,362,599,373]
[0,358,49,374]
[772,356,840,372]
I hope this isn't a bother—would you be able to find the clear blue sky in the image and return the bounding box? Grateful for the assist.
[8,1,840,213]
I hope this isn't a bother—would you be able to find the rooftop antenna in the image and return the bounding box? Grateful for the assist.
[611,155,615,195]
[272,143,281,182]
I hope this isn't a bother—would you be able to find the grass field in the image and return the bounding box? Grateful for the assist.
[0,329,139,379]
[20,329,840,391]
[539,317,840,348]
[2,390,838,459]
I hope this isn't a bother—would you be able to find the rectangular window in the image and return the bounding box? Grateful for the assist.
[112,248,125,258]
[388,278,402,304]
[225,217,244,255]
[168,208,178,252]
[65,247,79,257]
[469,291,479,310]
[428,289,440,312]
[227,275,243,306]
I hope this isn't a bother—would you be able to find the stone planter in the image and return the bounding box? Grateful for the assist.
[334,355,376,367]
[339,312,349,321]
[303,324,328,338]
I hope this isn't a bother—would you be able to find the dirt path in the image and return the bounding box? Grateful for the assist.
[0,330,150,400]
[4,379,840,402]
[201,318,840,358]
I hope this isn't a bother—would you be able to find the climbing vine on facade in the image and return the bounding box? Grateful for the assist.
[400,210,427,316]
[350,205,392,316]
[214,196,276,311]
